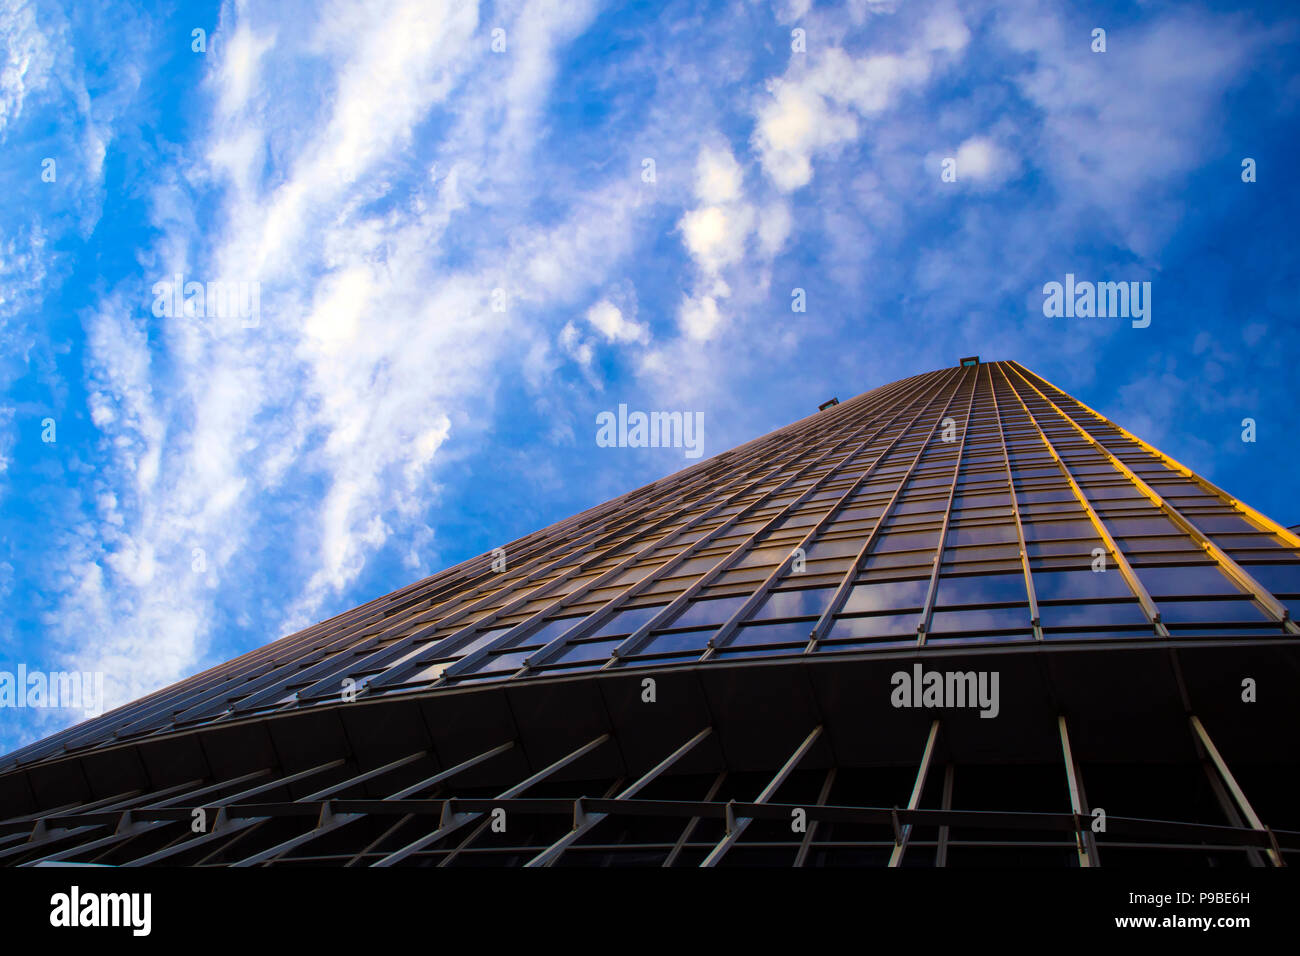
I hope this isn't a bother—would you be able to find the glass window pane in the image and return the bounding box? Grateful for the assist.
[751,587,832,620]
[1240,563,1300,595]
[1156,599,1269,624]
[1133,564,1241,597]
[827,613,918,640]
[588,605,665,637]
[1039,601,1150,627]
[928,605,1030,632]
[1033,568,1136,601]
[934,573,1027,607]
[729,620,810,647]
[946,523,1018,546]
[640,628,714,654]
[669,595,747,628]
[843,578,928,614]
[550,639,621,664]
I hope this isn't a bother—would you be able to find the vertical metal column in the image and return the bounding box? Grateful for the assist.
[889,719,941,866]
[1190,715,1282,867]
[700,726,822,867]
[1057,716,1099,867]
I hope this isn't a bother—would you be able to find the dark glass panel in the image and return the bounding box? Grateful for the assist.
[843,578,928,613]
[934,572,1028,607]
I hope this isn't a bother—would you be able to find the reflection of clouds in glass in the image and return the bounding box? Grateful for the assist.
[843,579,927,613]
[1039,602,1149,627]
[672,595,746,627]
[928,606,1029,632]
[828,613,918,640]
[590,605,663,637]
[731,620,809,646]
[1132,564,1238,597]
[946,523,1018,546]
[934,573,1027,607]
[1156,600,1268,624]
[757,588,831,619]
[642,629,714,654]
[1033,570,1135,601]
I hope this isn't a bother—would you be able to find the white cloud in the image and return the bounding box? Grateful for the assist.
[753,8,969,192]
[586,298,648,345]
[924,135,1019,187]
[677,293,724,341]
[0,0,54,140]
[43,0,648,716]
[694,144,745,203]
[680,203,755,274]
[992,0,1259,256]
[758,201,793,257]
[560,319,595,368]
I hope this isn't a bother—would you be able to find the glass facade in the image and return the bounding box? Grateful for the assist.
[2,360,1297,867]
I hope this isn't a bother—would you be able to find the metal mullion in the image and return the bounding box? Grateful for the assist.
[429,451,810,681]
[888,719,940,866]
[935,764,954,866]
[105,593,443,737]
[700,725,822,867]
[113,750,432,866]
[1,800,194,864]
[1006,363,1298,634]
[704,368,961,657]
[805,367,970,652]
[198,473,743,711]
[345,811,420,868]
[445,776,618,868]
[793,768,836,867]
[440,433,835,683]
[595,408,909,665]
[201,758,348,807]
[1057,716,1098,867]
[916,367,982,644]
[227,741,518,867]
[525,726,714,866]
[108,446,775,735]
[18,429,780,764]
[193,818,270,866]
[1010,362,1300,552]
[29,760,351,867]
[663,772,726,867]
[81,549,507,743]
[0,787,147,829]
[371,733,611,867]
[994,363,1168,636]
[591,380,944,667]
[16,769,271,866]
[56,654,296,753]
[712,373,916,467]
[297,749,433,802]
[1189,715,1281,866]
[988,362,1042,639]
[168,633,394,726]
[379,435,818,688]
[1198,748,1265,867]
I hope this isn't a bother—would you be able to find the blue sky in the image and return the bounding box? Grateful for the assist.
[1,0,1298,752]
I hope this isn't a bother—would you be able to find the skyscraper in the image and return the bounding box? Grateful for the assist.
[3,359,1297,867]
